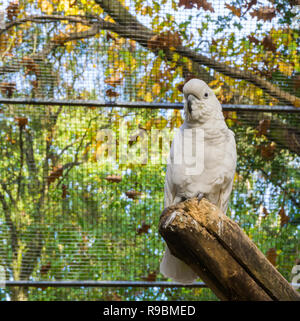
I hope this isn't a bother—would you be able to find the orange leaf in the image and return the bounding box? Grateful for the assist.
[105,175,122,183]
[260,142,276,160]
[178,0,194,9]
[22,57,40,76]
[279,207,289,227]
[40,262,51,275]
[266,248,277,266]
[62,184,68,199]
[147,31,182,51]
[262,207,269,219]
[137,221,151,235]
[179,0,214,12]
[196,0,214,12]
[225,3,241,17]
[6,1,19,21]
[31,80,39,89]
[141,271,157,282]
[125,190,142,199]
[52,32,68,45]
[104,75,123,87]
[106,89,119,98]
[14,117,28,128]
[0,82,16,98]
[262,36,276,52]
[47,165,63,185]
[256,119,271,136]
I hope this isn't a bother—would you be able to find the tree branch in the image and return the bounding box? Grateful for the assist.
[0,18,113,75]
[0,14,97,36]
[0,190,18,259]
[19,230,43,280]
[95,0,299,107]
[239,111,300,156]
[176,46,299,107]
[24,129,38,177]
[56,138,81,161]
[259,168,299,209]
[1,7,298,105]
[55,115,100,188]
[16,126,24,200]
[0,182,17,209]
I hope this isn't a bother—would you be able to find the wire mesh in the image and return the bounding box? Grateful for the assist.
[0,104,299,300]
[0,285,218,301]
[0,0,299,105]
[0,0,299,301]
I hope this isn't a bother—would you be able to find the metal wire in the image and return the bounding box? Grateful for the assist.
[5,280,207,288]
[0,98,299,113]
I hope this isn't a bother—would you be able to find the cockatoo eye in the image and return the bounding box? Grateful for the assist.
[204,92,208,98]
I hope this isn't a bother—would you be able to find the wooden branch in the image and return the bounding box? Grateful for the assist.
[159,198,300,301]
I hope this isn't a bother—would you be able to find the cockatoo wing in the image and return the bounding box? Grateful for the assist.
[161,131,199,283]
[164,138,176,208]
[164,165,176,208]
[217,129,237,214]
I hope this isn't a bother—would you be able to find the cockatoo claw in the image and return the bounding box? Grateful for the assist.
[197,192,205,204]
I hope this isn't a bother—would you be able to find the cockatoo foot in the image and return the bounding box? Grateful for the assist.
[177,193,206,204]
[196,192,205,204]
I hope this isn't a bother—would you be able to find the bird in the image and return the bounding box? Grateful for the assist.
[160,78,237,284]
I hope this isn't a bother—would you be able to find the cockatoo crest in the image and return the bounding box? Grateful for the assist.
[183,79,224,123]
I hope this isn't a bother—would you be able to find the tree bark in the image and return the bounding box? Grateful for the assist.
[159,197,300,301]
[10,286,28,301]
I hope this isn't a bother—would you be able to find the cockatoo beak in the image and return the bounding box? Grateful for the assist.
[187,100,192,114]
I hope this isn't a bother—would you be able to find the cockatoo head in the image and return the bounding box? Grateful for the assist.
[183,79,223,124]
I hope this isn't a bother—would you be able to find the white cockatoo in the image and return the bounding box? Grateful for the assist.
[160,78,237,284]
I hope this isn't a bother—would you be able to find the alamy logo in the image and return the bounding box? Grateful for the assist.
[96,120,205,175]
